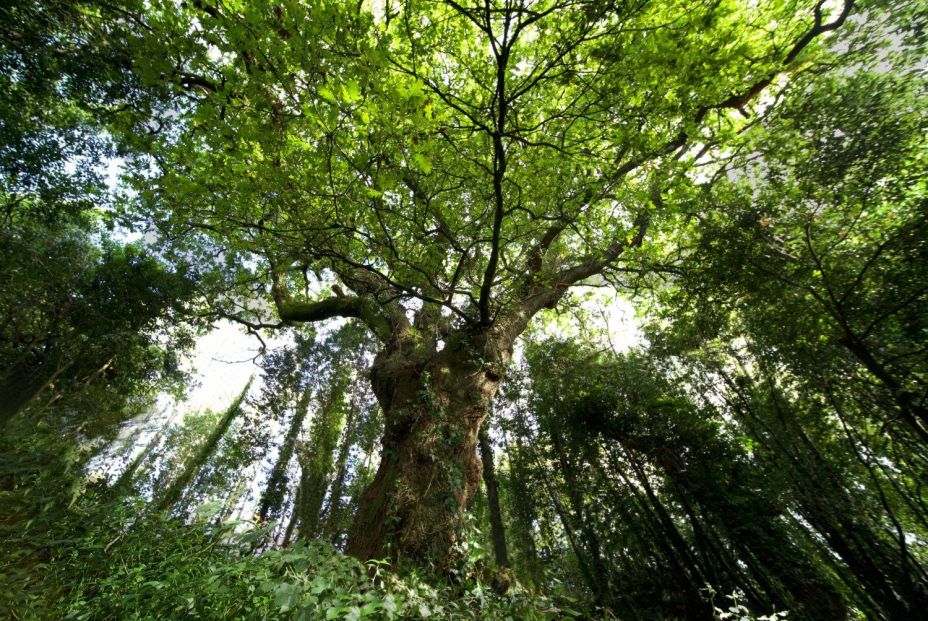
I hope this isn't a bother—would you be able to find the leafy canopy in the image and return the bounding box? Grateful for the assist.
[127,0,854,336]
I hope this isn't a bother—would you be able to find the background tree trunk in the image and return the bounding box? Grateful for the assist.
[479,423,509,568]
[294,376,349,540]
[156,379,251,512]
[257,386,312,522]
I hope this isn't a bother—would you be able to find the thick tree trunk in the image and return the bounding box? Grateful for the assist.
[345,331,510,565]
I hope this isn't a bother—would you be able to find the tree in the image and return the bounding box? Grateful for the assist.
[255,333,318,523]
[478,420,509,568]
[668,69,928,445]
[121,0,864,564]
[0,0,144,219]
[156,379,253,512]
[0,0,195,434]
[0,231,195,431]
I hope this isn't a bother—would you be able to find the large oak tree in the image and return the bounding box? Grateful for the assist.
[124,0,858,564]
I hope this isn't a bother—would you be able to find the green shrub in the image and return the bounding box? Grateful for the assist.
[4,496,577,620]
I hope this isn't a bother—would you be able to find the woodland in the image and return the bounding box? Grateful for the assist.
[1,0,927,619]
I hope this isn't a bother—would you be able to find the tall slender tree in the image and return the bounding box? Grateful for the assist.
[156,379,253,512]
[479,422,509,568]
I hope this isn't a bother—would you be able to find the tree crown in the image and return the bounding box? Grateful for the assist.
[128,0,854,342]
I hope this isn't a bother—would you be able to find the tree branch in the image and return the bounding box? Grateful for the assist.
[478,19,512,325]
[271,272,392,341]
[518,210,650,321]
[713,0,855,111]
[603,0,857,188]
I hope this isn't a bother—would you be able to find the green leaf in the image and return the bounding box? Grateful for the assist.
[318,85,338,104]
[343,80,361,104]
[274,583,300,612]
[412,153,432,174]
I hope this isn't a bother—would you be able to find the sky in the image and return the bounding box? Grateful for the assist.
[181,321,289,411]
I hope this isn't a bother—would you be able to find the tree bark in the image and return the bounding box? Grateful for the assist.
[323,384,361,542]
[257,386,312,522]
[295,376,349,540]
[345,329,511,565]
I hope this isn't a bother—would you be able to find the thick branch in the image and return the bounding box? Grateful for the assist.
[604,0,856,189]
[175,71,219,93]
[555,211,650,289]
[272,273,392,341]
[785,0,855,65]
[713,0,855,111]
[517,210,650,323]
[527,217,571,275]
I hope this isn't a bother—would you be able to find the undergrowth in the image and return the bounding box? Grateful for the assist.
[1,486,578,620]
[0,427,780,621]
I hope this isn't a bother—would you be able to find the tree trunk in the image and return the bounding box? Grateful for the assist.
[729,365,928,619]
[323,385,361,542]
[345,331,510,565]
[505,412,545,585]
[838,332,928,442]
[478,423,509,568]
[551,426,615,606]
[282,481,301,547]
[294,373,350,540]
[112,406,177,493]
[257,386,312,522]
[156,378,251,512]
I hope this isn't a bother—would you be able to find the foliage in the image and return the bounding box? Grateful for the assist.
[3,0,928,619]
[102,0,902,565]
[709,590,790,621]
[659,67,928,442]
[1,482,576,620]
[0,0,143,216]
[0,0,198,434]
[0,176,197,425]
[500,340,837,620]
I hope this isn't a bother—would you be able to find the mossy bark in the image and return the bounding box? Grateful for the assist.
[156,379,251,512]
[345,330,511,566]
[257,387,312,522]
[295,376,349,540]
